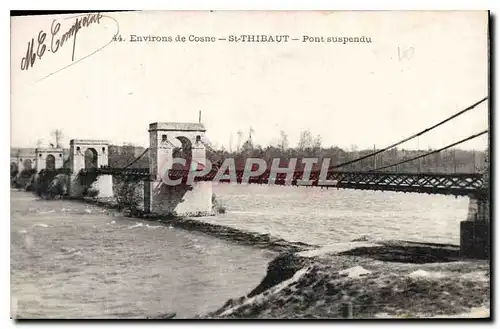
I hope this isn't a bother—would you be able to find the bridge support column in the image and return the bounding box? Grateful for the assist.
[460,146,490,259]
[147,122,213,216]
[69,173,85,198]
[143,180,152,213]
[90,175,114,198]
[69,140,114,199]
[460,194,490,259]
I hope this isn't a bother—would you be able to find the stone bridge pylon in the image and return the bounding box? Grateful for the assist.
[144,122,212,216]
[461,142,490,259]
[35,147,64,171]
[68,139,113,198]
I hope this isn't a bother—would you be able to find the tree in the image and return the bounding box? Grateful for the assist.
[51,129,64,148]
[122,143,136,158]
[279,130,289,151]
[297,130,313,151]
[248,127,255,142]
[241,139,254,153]
[115,178,143,214]
[228,133,233,152]
[236,131,243,152]
[108,143,138,168]
[313,134,322,150]
[10,162,18,178]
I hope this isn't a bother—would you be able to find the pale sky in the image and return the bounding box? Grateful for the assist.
[11,11,489,151]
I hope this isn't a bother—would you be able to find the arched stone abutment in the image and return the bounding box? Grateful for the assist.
[145,122,211,215]
[69,139,113,199]
[35,148,64,172]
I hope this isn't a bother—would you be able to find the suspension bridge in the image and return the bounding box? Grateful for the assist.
[23,97,489,259]
[77,97,489,198]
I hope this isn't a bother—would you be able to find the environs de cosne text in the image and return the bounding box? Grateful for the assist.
[120,34,372,44]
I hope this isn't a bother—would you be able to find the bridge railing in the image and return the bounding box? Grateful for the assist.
[166,169,484,196]
[79,167,150,176]
[76,167,484,196]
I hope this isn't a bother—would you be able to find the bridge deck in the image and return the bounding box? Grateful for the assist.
[77,168,484,196]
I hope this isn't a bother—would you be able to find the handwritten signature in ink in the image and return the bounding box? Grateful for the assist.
[20,13,119,81]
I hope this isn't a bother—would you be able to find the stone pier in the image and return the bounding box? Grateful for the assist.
[144,122,212,216]
[35,147,64,171]
[69,139,114,198]
[460,147,490,259]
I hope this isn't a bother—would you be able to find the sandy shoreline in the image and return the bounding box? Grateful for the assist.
[204,242,490,319]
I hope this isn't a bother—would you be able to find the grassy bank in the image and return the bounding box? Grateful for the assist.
[205,241,490,319]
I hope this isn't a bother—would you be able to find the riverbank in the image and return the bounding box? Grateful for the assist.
[76,195,490,319]
[14,190,491,319]
[204,241,490,319]
[11,189,315,254]
[66,195,317,254]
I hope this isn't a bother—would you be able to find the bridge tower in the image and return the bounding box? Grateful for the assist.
[145,122,212,216]
[35,147,64,171]
[10,153,36,174]
[68,139,113,198]
[10,150,37,186]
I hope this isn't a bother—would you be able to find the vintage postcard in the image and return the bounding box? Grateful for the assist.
[10,10,490,319]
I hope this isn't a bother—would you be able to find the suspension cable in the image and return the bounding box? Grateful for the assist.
[369,130,488,172]
[330,97,488,169]
[123,147,150,169]
[201,140,226,164]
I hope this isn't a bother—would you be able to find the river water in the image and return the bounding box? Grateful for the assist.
[208,184,469,246]
[10,191,274,319]
[10,185,469,318]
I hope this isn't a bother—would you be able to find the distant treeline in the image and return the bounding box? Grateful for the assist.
[107,143,487,174]
[206,146,486,173]
[108,144,149,168]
